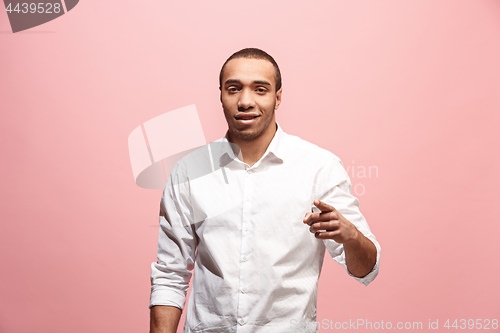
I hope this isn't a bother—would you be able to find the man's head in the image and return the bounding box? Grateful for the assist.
[219,48,282,92]
[219,48,282,143]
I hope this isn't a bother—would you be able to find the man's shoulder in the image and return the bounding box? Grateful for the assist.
[284,131,340,163]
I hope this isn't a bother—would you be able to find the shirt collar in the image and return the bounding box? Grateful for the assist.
[218,121,287,167]
[265,121,287,162]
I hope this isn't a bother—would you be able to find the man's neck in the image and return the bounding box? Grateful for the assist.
[227,122,277,167]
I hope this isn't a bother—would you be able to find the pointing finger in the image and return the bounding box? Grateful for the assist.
[313,199,335,213]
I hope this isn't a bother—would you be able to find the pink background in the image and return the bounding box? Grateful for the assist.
[1,1,499,332]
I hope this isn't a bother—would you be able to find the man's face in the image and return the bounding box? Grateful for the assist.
[220,57,282,142]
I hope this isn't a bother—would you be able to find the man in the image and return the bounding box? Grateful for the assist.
[150,48,380,333]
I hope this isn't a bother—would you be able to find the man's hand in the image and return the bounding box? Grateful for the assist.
[303,199,358,243]
[303,199,377,278]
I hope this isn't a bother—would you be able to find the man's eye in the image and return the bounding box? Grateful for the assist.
[228,87,239,93]
[256,88,267,93]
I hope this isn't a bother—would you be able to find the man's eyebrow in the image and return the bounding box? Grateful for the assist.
[223,79,272,86]
[253,80,271,86]
[224,79,241,86]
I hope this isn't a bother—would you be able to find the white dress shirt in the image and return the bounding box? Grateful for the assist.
[150,122,380,333]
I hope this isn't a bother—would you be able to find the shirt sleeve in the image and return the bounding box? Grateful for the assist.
[149,162,197,309]
[315,157,381,286]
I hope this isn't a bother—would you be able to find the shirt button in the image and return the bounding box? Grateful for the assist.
[241,288,247,294]
[242,256,248,262]
[238,318,245,326]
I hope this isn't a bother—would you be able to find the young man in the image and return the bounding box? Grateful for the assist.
[150,48,380,333]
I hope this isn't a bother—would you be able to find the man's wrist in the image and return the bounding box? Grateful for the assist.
[344,223,362,246]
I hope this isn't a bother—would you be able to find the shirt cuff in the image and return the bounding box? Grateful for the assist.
[149,285,186,310]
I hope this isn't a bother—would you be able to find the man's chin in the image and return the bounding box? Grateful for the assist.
[235,131,260,141]
[230,126,262,142]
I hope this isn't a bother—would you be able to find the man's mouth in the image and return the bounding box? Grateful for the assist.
[235,114,260,120]
[235,114,260,125]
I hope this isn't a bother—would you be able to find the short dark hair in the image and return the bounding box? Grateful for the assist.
[219,48,282,92]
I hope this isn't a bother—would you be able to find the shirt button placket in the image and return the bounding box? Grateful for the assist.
[237,167,253,332]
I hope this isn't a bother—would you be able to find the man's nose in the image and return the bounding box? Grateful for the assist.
[237,88,255,110]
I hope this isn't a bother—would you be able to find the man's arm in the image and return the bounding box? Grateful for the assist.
[150,305,182,333]
[304,199,377,278]
[150,162,196,332]
[335,218,377,278]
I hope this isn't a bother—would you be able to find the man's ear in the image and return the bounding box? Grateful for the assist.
[275,88,282,110]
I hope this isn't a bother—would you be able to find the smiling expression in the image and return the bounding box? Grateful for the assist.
[220,57,282,143]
